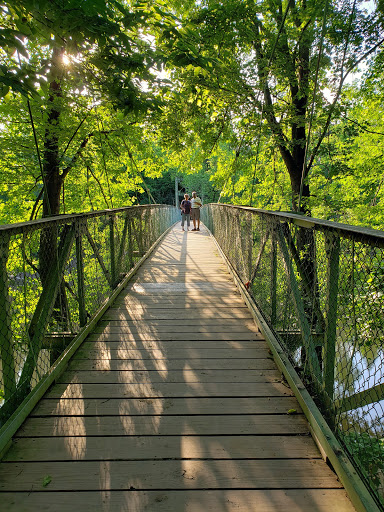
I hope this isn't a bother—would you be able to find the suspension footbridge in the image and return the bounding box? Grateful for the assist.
[0,205,382,511]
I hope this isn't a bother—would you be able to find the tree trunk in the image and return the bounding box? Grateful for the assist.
[38,46,70,333]
[255,13,323,352]
[39,45,64,286]
[42,46,64,218]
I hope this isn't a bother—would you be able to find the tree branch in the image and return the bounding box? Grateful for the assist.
[208,110,229,155]
[85,163,111,209]
[307,37,384,172]
[340,113,384,136]
[59,113,90,164]
[127,151,156,204]
[60,129,114,180]
[29,187,44,221]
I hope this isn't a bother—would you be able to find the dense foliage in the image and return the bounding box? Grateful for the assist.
[1,0,384,503]
[0,0,383,227]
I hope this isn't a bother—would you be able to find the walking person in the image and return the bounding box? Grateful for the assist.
[190,191,203,231]
[180,193,191,231]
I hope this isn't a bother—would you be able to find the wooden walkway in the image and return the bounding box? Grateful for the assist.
[0,225,355,511]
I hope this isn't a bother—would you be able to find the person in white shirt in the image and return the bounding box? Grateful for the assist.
[190,191,202,231]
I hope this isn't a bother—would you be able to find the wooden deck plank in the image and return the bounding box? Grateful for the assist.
[73,347,271,360]
[116,299,246,306]
[113,301,249,309]
[144,259,226,265]
[0,460,343,491]
[87,332,263,341]
[0,225,356,511]
[135,264,229,270]
[68,357,278,371]
[114,298,248,308]
[30,396,302,416]
[134,264,231,272]
[44,381,295,399]
[128,284,243,294]
[95,318,261,330]
[103,308,254,320]
[107,306,253,314]
[123,290,246,297]
[0,490,355,512]
[142,258,225,266]
[82,340,264,350]
[96,324,258,331]
[80,340,266,350]
[16,414,309,437]
[133,274,234,283]
[4,434,318,461]
[56,368,282,384]
[118,287,243,293]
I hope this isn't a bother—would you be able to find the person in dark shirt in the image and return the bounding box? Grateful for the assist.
[180,194,191,231]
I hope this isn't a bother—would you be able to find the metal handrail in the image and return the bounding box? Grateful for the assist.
[0,204,179,428]
[0,204,173,235]
[209,203,384,245]
[202,203,384,510]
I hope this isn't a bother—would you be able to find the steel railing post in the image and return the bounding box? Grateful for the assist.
[271,228,277,325]
[109,214,116,288]
[323,231,341,400]
[0,232,16,400]
[76,219,87,328]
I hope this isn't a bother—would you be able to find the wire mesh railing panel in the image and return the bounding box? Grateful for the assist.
[334,237,384,498]
[81,215,111,322]
[0,205,178,426]
[202,204,384,508]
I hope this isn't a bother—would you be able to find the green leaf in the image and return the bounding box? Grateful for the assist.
[42,475,52,487]
[0,83,10,97]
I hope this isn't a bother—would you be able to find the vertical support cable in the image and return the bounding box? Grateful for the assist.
[271,228,277,325]
[0,233,16,399]
[323,231,340,400]
[276,223,322,380]
[76,220,87,328]
[127,215,134,270]
[117,215,129,277]
[109,214,116,288]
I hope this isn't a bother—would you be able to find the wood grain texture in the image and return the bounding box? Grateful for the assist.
[30,396,302,416]
[0,490,355,512]
[103,308,254,320]
[115,295,246,305]
[95,318,261,330]
[90,323,261,332]
[0,459,343,491]
[44,381,295,399]
[81,340,265,350]
[4,434,317,461]
[68,357,277,371]
[73,347,271,360]
[56,368,282,384]
[79,340,268,352]
[86,331,263,341]
[0,225,355,511]
[115,292,245,309]
[16,414,309,437]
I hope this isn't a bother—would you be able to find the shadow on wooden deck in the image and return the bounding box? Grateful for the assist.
[0,225,355,511]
